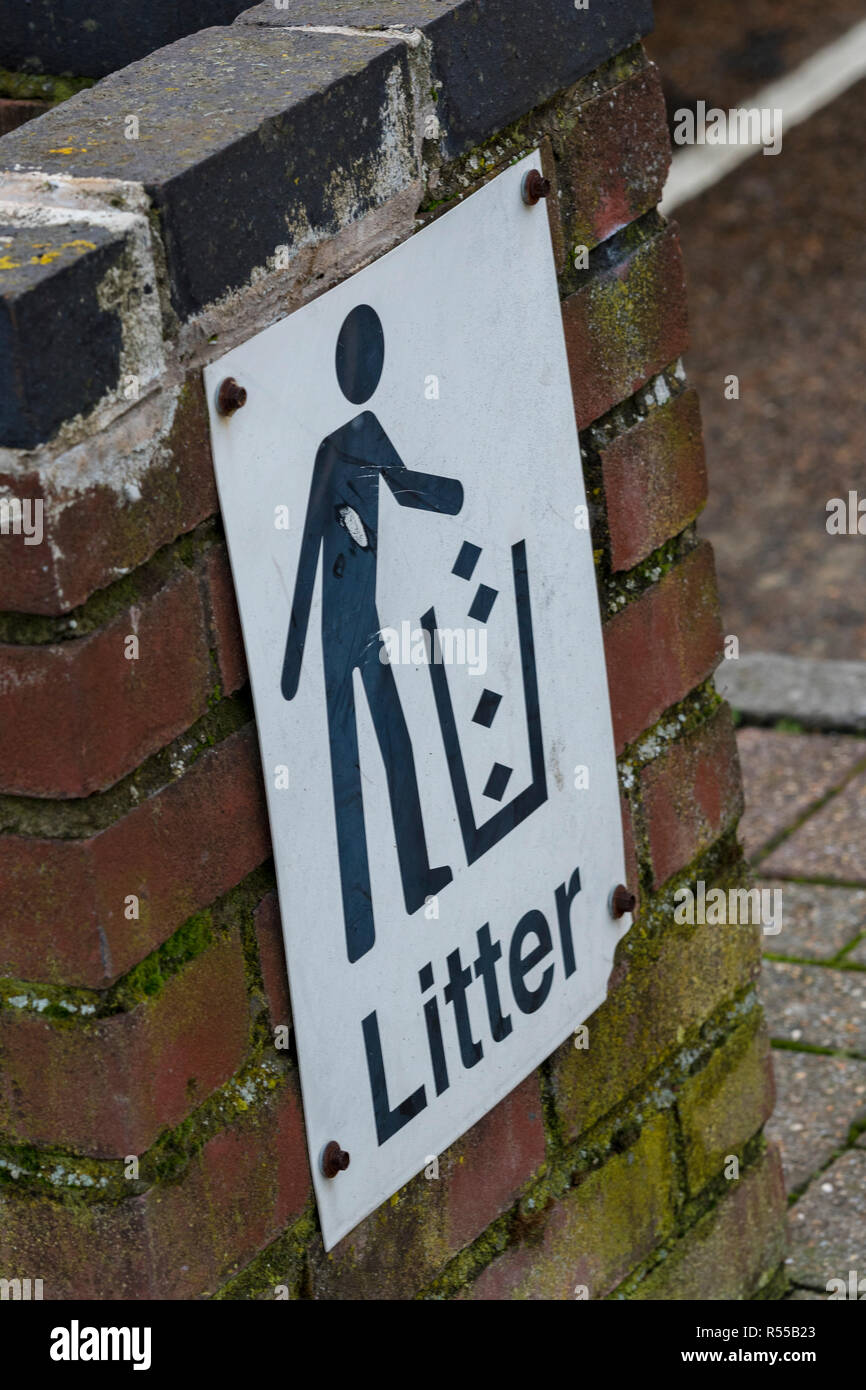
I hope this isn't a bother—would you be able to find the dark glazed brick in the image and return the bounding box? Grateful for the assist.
[1,0,253,78]
[1,3,653,323]
[0,222,125,448]
[0,28,417,321]
[239,0,655,155]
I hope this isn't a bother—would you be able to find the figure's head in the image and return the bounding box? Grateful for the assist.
[335,304,384,404]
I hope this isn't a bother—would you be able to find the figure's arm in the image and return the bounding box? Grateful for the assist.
[376,420,464,516]
[281,450,327,701]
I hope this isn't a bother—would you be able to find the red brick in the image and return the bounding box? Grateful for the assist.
[446,1072,546,1251]
[558,64,671,251]
[0,1076,311,1299]
[0,725,271,988]
[639,705,744,888]
[603,541,723,753]
[150,1077,310,1296]
[254,892,291,1030]
[310,1075,546,1300]
[0,379,217,616]
[201,543,247,694]
[602,389,708,571]
[621,792,640,911]
[0,568,211,798]
[562,224,688,431]
[0,931,249,1156]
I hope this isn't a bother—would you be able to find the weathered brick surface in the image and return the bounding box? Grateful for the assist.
[446,1072,546,1251]
[562,224,689,431]
[678,1020,775,1194]
[254,892,291,1031]
[632,1145,787,1300]
[0,569,211,798]
[621,792,640,911]
[0,726,271,988]
[0,100,47,137]
[602,389,708,571]
[549,917,762,1143]
[0,222,129,451]
[640,705,744,889]
[0,381,218,616]
[0,1076,310,1299]
[603,541,724,753]
[202,544,248,695]
[557,63,671,252]
[0,931,249,1157]
[466,1112,675,1299]
[308,1073,546,1300]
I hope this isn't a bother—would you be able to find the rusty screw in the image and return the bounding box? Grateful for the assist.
[521,169,551,206]
[321,1141,351,1179]
[217,377,247,416]
[609,884,636,920]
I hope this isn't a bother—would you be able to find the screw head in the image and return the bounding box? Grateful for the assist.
[321,1140,351,1179]
[609,884,636,920]
[217,377,247,416]
[521,169,551,206]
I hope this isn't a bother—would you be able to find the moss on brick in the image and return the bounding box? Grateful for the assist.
[0,689,253,841]
[0,515,222,647]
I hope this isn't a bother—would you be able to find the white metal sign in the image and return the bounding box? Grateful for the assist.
[206,152,631,1250]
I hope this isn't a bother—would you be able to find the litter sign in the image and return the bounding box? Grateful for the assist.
[206,152,632,1250]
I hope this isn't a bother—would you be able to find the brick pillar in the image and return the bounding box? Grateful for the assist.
[0,0,786,1300]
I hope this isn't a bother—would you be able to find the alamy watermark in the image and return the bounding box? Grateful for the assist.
[0,497,43,545]
[0,1276,43,1300]
[674,881,782,935]
[379,621,487,676]
[673,101,783,156]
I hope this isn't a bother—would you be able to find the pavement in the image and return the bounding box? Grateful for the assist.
[646,6,866,662]
[645,7,866,1297]
[738,724,866,1298]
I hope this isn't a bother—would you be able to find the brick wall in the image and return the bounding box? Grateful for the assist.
[0,0,786,1300]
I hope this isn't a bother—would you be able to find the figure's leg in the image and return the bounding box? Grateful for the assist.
[325,663,376,963]
[361,638,452,914]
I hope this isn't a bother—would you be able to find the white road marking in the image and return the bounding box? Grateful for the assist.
[661,18,866,213]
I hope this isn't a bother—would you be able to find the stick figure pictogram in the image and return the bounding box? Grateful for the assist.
[281,304,464,963]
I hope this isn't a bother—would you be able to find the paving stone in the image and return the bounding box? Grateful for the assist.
[735,729,866,859]
[787,1287,828,1300]
[759,881,866,961]
[665,76,866,663]
[765,1050,866,1192]
[760,961,866,1054]
[786,1151,866,1290]
[842,935,866,967]
[718,654,866,734]
[762,771,866,884]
